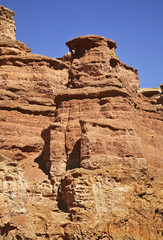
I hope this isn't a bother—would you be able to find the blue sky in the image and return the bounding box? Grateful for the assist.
[1,0,163,88]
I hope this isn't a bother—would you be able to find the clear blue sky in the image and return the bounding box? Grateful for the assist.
[1,0,163,88]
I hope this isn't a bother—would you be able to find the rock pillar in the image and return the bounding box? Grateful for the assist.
[0,5,16,40]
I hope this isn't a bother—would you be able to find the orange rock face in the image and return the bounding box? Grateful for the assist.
[0,5,163,240]
[0,5,70,162]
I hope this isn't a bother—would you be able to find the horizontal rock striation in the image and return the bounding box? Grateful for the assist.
[66,35,140,93]
[43,35,163,239]
[0,6,70,162]
[0,5,163,240]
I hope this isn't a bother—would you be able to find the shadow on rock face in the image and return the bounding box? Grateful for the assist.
[34,153,51,178]
[57,185,68,212]
[66,139,81,171]
[0,223,17,237]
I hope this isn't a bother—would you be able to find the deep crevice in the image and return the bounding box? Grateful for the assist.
[57,185,68,212]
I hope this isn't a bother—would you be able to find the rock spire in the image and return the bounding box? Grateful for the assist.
[0,5,16,40]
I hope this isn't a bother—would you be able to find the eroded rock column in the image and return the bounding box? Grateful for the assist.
[0,5,16,40]
[48,35,145,179]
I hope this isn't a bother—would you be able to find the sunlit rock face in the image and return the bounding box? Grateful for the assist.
[43,35,163,239]
[0,5,163,240]
[66,35,140,92]
[0,5,70,163]
[0,5,16,40]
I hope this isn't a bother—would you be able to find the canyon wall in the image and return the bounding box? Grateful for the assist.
[0,5,163,240]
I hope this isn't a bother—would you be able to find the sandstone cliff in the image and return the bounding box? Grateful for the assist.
[0,5,163,240]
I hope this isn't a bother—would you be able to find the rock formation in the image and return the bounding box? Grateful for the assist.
[0,5,163,240]
[0,5,16,40]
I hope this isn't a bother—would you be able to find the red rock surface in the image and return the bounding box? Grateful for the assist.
[66,35,140,92]
[0,5,163,240]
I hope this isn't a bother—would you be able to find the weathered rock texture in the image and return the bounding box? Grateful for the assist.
[0,6,70,163]
[0,5,163,240]
[0,5,16,40]
[66,35,139,92]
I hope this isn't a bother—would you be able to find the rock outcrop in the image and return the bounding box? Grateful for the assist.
[0,5,16,40]
[66,35,139,92]
[0,5,70,163]
[0,5,163,240]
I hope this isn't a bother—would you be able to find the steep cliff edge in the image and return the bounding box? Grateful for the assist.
[0,5,163,240]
